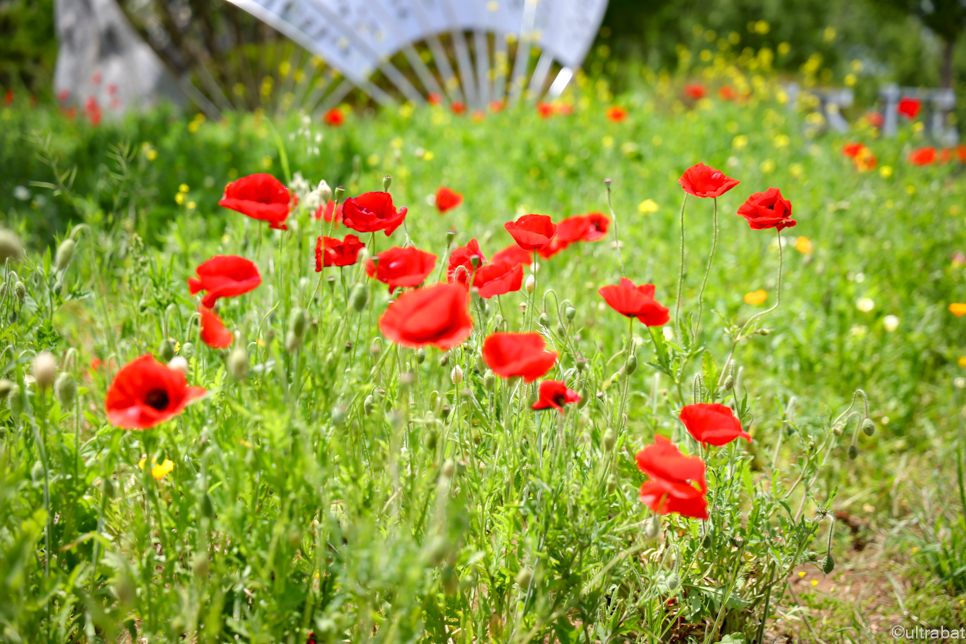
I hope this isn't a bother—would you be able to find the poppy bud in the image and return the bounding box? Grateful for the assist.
[0,229,24,263]
[441,459,456,480]
[168,356,189,375]
[577,387,589,409]
[483,370,496,389]
[451,365,463,384]
[191,553,209,578]
[861,418,875,436]
[848,444,858,460]
[181,342,195,358]
[723,375,735,392]
[0,379,12,400]
[538,312,550,327]
[441,404,451,420]
[289,308,308,339]
[438,352,450,367]
[331,406,347,426]
[9,385,23,417]
[349,283,368,312]
[284,330,301,353]
[515,568,532,588]
[228,347,248,379]
[603,428,617,451]
[14,281,25,300]
[318,181,333,203]
[287,526,302,548]
[818,553,834,575]
[565,306,576,321]
[757,328,771,336]
[55,239,76,272]
[334,186,345,201]
[363,395,375,416]
[645,515,660,539]
[382,175,392,191]
[200,492,214,518]
[427,428,439,449]
[101,477,116,499]
[519,302,527,314]
[55,373,76,408]
[32,352,57,389]
[52,279,62,296]
[625,353,638,376]
[160,338,176,362]
[525,275,535,294]
[606,474,617,493]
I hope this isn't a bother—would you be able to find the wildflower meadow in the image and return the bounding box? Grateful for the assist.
[2,54,966,644]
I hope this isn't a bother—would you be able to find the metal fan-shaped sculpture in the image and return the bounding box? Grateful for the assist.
[114,0,608,117]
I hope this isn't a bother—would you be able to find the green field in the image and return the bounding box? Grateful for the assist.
[1,72,966,642]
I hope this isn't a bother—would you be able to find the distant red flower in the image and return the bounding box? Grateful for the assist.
[718,86,736,101]
[92,72,103,85]
[451,101,466,115]
[489,99,505,112]
[482,333,558,382]
[316,234,364,270]
[537,102,554,119]
[598,278,670,326]
[636,435,708,520]
[555,102,574,116]
[199,306,233,349]
[471,110,486,123]
[679,403,752,446]
[538,213,610,258]
[219,174,294,230]
[491,244,533,266]
[314,200,344,223]
[3,90,12,105]
[435,187,463,213]
[678,163,740,198]
[324,108,344,126]
[85,97,102,126]
[909,146,937,166]
[683,83,706,100]
[941,148,954,164]
[342,192,407,236]
[853,148,877,172]
[736,188,796,231]
[473,261,524,298]
[379,282,473,349]
[864,112,884,128]
[898,97,921,119]
[366,246,437,293]
[532,380,580,413]
[64,107,76,121]
[188,255,262,309]
[957,145,966,163]
[105,355,206,429]
[428,93,443,106]
[505,214,556,251]
[107,84,118,96]
[57,89,70,102]
[448,239,488,285]
[606,106,628,122]
[842,142,865,158]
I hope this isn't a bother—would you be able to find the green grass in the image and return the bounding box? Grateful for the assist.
[1,75,965,642]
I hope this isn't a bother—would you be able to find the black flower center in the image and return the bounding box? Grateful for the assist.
[144,388,170,411]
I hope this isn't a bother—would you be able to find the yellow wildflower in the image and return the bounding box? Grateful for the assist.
[744,290,767,306]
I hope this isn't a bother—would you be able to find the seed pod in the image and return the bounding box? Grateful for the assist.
[54,373,76,408]
[363,395,375,416]
[538,312,550,327]
[603,428,617,451]
[168,356,189,375]
[565,306,576,321]
[55,239,76,271]
[200,493,214,518]
[483,370,496,390]
[822,553,835,575]
[180,342,195,358]
[861,418,875,437]
[441,459,456,480]
[334,186,345,201]
[848,444,858,460]
[159,338,176,362]
[32,352,57,389]
[525,275,535,294]
[0,229,24,263]
[416,348,426,364]
[515,568,532,588]
[284,330,301,353]
[606,474,617,493]
[9,385,23,417]
[451,365,463,384]
[701,533,712,548]
[625,353,638,376]
[723,375,735,392]
[438,352,450,367]
[0,379,13,400]
[644,515,661,539]
[228,347,248,380]
[14,281,25,300]
[331,406,347,427]
[349,284,368,312]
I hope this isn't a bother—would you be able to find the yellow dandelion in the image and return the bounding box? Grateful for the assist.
[794,237,813,254]
[958,356,966,368]
[810,579,818,587]
[744,290,768,306]
[187,201,196,211]
[138,457,175,480]
[949,303,966,317]
[879,166,893,179]
[638,199,659,215]
[790,163,804,178]
[602,135,615,149]
[179,184,189,193]
[175,193,185,206]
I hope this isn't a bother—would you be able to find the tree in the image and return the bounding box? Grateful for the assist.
[874,0,966,87]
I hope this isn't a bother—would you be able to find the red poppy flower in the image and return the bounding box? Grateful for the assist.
[435,187,464,213]
[342,192,408,236]
[105,354,206,429]
[718,86,736,101]
[679,403,752,446]
[678,163,740,198]
[606,106,628,122]
[448,239,488,285]
[316,234,364,270]
[188,255,262,309]
[853,148,877,172]
[366,246,437,293]
[555,102,574,116]
[683,83,706,100]
[531,380,580,413]
[909,146,937,166]
[538,212,611,258]
[199,306,233,349]
[451,101,466,115]
[491,244,533,266]
[314,200,344,223]
[489,99,505,113]
[598,278,670,326]
[481,333,558,382]
[3,90,12,105]
[957,145,966,163]
[428,93,443,106]
[505,215,556,252]
[379,282,473,349]
[842,142,865,158]
[324,108,344,126]
[635,435,708,520]
[219,174,294,230]
[736,188,796,231]
[57,89,70,102]
[898,97,921,119]
[865,112,884,128]
[473,261,524,298]
[581,212,611,241]
[537,102,554,119]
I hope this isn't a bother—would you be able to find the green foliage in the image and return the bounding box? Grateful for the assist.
[0,0,57,95]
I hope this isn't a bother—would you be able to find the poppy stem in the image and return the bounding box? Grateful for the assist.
[693,197,719,338]
[604,179,625,277]
[674,194,688,328]
[736,228,784,340]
